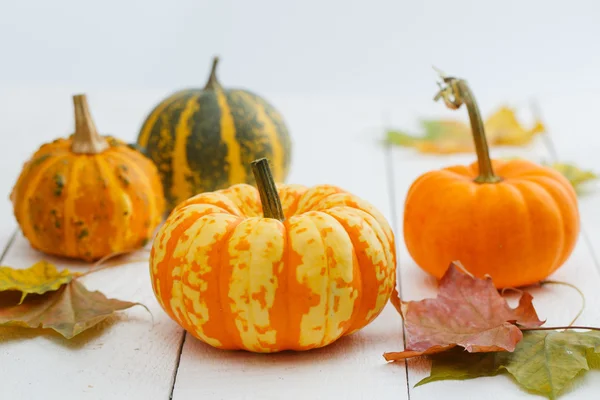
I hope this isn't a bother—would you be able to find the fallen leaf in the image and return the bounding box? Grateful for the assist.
[387,106,545,153]
[0,261,77,304]
[547,162,597,194]
[383,262,544,361]
[387,120,474,154]
[417,331,600,400]
[0,279,144,339]
[502,158,598,196]
[485,107,545,146]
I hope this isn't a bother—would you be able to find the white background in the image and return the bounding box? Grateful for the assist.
[2,0,600,98]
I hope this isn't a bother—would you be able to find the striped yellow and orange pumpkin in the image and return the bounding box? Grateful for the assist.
[10,94,165,261]
[136,57,292,212]
[149,159,396,352]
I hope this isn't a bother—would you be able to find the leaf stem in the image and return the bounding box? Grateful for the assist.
[521,326,600,332]
[540,280,586,327]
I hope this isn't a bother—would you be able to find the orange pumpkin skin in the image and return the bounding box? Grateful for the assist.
[150,183,396,352]
[11,136,165,261]
[403,158,580,288]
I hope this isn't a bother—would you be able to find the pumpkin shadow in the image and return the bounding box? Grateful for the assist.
[185,325,399,368]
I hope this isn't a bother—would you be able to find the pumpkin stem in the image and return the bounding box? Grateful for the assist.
[251,158,285,222]
[204,56,221,90]
[71,94,109,154]
[433,74,501,183]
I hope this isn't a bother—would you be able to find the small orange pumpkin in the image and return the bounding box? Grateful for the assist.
[403,75,579,289]
[149,158,396,352]
[10,94,166,261]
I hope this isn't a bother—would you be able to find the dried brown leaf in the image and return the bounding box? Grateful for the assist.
[384,262,544,361]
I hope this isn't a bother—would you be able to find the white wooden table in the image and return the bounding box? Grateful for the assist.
[1,89,600,399]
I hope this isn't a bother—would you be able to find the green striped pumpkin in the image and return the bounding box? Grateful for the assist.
[136,57,292,212]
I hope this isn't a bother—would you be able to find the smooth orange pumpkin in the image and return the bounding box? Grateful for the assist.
[149,158,396,352]
[403,75,580,289]
[10,94,165,261]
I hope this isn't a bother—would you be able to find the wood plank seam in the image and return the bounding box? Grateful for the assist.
[384,134,411,399]
[169,331,187,400]
[0,229,18,263]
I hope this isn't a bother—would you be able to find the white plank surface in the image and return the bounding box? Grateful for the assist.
[0,235,184,400]
[171,97,408,400]
[388,99,600,399]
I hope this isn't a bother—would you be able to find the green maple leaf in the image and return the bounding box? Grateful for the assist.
[417,330,600,399]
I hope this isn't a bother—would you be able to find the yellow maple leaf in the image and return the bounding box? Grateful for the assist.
[485,107,545,146]
[387,107,545,154]
[0,261,77,304]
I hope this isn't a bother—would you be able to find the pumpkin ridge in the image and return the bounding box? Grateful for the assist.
[152,211,203,318]
[283,215,325,349]
[218,218,247,350]
[138,90,193,148]
[251,219,287,352]
[237,91,284,180]
[175,203,237,219]
[211,216,244,349]
[217,90,245,187]
[243,91,292,177]
[310,192,395,247]
[296,187,344,214]
[508,180,566,285]
[218,184,261,217]
[276,184,308,218]
[95,157,129,255]
[179,214,235,347]
[301,213,330,348]
[409,178,475,279]
[108,150,159,240]
[321,208,366,333]
[16,154,69,248]
[226,90,280,185]
[170,216,214,336]
[280,219,291,350]
[520,176,578,272]
[174,192,244,217]
[172,94,201,206]
[328,207,395,332]
[185,92,229,197]
[245,219,259,349]
[145,93,195,208]
[63,157,82,257]
[312,213,332,347]
[127,145,167,216]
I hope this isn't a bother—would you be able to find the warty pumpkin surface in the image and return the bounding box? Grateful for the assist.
[403,74,579,289]
[149,159,396,352]
[10,95,166,262]
[136,57,292,212]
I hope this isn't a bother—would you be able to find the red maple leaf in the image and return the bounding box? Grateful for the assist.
[384,262,544,361]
